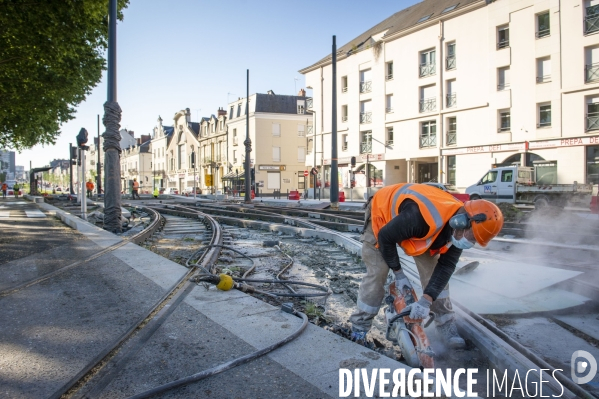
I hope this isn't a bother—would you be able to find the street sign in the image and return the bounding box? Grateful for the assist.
[205,174,213,186]
[304,170,309,177]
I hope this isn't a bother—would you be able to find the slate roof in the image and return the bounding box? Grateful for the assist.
[299,0,483,73]
[187,122,200,136]
[255,93,306,114]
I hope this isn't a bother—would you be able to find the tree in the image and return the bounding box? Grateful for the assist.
[0,0,129,150]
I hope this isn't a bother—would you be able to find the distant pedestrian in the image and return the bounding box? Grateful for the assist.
[13,183,20,198]
[1,183,7,199]
[86,180,94,198]
[132,178,140,200]
[153,187,159,199]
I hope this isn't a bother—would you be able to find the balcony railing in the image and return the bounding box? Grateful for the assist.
[585,13,599,34]
[360,81,372,93]
[420,134,437,148]
[536,75,551,83]
[342,144,348,151]
[419,63,436,77]
[342,115,348,122]
[386,73,393,80]
[446,93,456,108]
[586,63,599,83]
[386,140,394,146]
[497,39,509,49]
[360,142,372,154]
[360,112,372,124]
[419,97,436,113]
[386,107,393,113]
[536,27,550,38]
[497,82,510,91]
[307,125,313,135]
[498,125,511,132]
[446,56,456,70]
[233,137,238,145]
[342,86,348,93]
[306,97,313,110]
[447,130,457,146]
[587,112,599,131]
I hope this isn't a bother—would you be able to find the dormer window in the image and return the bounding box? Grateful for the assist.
[417,14,432,23]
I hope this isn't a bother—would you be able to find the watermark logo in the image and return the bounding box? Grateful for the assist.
[571,350,597,384]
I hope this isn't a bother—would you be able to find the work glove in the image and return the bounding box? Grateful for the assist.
[405,296,432,320]
[393,269,413,293]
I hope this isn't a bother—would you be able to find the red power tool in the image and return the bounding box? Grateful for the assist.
[384,281,435,368]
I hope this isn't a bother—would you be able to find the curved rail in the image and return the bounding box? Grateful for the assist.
[49,207,223,399]
[0,206,164,298]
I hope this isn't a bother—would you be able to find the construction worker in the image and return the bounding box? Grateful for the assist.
[86,179,94,198]
[132,178,140,200]
[13,182,20,198]
[349,183,503,349]
[1,182,7,199]
[153,187,159,199]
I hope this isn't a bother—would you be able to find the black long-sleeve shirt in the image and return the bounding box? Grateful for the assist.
[377,199,461,301]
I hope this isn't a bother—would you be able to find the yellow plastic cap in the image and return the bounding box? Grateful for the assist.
[216,274,234,291]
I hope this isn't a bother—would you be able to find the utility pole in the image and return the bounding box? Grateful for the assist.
[102,0,122,233]
[244,69,252,204]
[97,114,101,196]
[330,35,339,210]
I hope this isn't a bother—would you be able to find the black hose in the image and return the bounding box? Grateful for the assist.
[126,311,309,399]
[234,277,332,298]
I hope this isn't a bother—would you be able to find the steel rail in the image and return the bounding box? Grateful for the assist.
[52,207,223,399]
[0,206,163,298]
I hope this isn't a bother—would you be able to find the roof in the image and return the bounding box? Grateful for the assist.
[299,0,482,73]
[188,122,200,136]
[255,93,306,114]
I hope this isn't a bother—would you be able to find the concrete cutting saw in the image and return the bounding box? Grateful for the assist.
[384,281,435,369]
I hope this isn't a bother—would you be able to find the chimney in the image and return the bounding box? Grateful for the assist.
[185,108,191,123]
[298,88,306,97]
[141,134,151,143]
[217,107,226,117]
[136,138,141,145]
[129,130,135,137]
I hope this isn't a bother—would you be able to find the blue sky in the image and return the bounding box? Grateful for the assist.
[18,0,420,169]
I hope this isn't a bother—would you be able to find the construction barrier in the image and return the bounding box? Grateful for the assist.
[288,190,300,200]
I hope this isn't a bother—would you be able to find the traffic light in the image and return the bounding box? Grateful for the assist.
[190,152,196,168]
[250,167,255,182]
[351,156,356,168]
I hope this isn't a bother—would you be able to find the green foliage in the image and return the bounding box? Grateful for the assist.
[0,0,129,150]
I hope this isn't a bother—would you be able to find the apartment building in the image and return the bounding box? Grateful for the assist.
[165,108,201,194]
[225,91,310,195]
[300,0,599,193]
[120,135,151,193]
[150,116,174,191]
[197,108,227,194]
[83,128,138,188]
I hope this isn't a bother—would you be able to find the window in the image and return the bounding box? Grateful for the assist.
[360,69,372,93]
[298,147,306,162]
[536,57,551,83]
[585,46,599,83]
[442,4,459,14]
[298,171,305,190]
[498,109,511,132]
[272,123,281,136]
[341,76,348,92]
[446,80,457,108]
[233,128,238,145]
[360,131,372,154]
[420,49,436,77]
[498,67,510,90]
[536,12,550,38]
[272,147,280,162]
[587,96,599,131]
[497,25,509,49]
[297,103,305,114]
[342,105,348,122]
[386,94,394,113]
[360,100,372,123]
[501,170,513,183]
[342,134,348,151]
[481,171,498,184]
[236,104,241,118]
[229,106,234,119]
[298,124,305,136]
[448,155,456,185]
[386,61,394,80]
[587,145,599,184]
[447,117,457,145]
[585,1,599,34]
[420,85,436,113]
[538,103,551,127]
[386,127,394,146]
[417,14,432,23]
[211,123,215,133]
[233,150,237,164]
[420,121,437,148]
[446,42,456,70]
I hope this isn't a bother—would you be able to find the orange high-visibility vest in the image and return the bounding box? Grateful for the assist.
[370,183,463,256]
[86,182,94,190]
[133,181,139,189]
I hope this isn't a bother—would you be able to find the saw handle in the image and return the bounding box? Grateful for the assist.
[389,310,435,327]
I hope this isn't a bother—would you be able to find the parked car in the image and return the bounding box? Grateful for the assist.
[423,182,470,202]
[164,188,179,195]
[185,187,202,195]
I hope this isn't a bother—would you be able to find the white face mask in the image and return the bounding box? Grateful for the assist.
[451,235,475,250]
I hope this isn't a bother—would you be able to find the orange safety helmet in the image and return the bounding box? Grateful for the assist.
[463,200,504,247]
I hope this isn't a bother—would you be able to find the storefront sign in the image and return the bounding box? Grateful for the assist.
[324,154,385,165]
[259,165,286,171]
[442,142,525,156]
[528,136,599,149]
